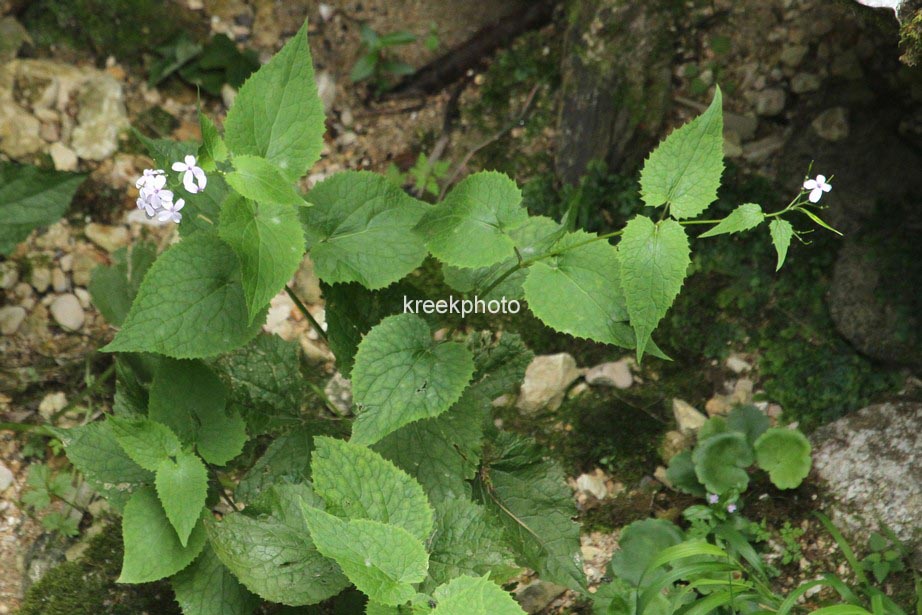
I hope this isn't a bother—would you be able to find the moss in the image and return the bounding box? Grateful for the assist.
[18,522,181,615]
[900,9,922,66]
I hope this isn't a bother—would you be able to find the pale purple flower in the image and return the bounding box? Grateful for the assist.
[135,168,164,191]
[803,175,831,203]
[707,493,719,505]
[157,198,185,224]
[172,155,207,194]
[727,503,737,514]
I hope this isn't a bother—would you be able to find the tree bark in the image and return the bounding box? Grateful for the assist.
[555,0,674,184]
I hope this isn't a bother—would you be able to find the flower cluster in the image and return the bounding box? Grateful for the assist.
[135,155,207,224]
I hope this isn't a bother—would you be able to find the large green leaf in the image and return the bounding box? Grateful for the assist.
[312,436,434,541]
[88,241,157,326]
[224,19,325,182]
[609,519,684,587]
[524,230,636,349]
[0,162,85,255]
[212,333,306,434]
[301,171,428,289]
[53,421,153,510]
[698,203,764,238]
[424,499,518,592]
[639,87,723,220]
[148,358,246,465]
[416,171,528,269]
[225,155,306,207]
[372,389,486,504]
[172,544,258,615]
[474,433,585,592]
[118,486,206,583]
[466,331,533,401]
[155,449,208,546]
[664,451,706,497]
[301,505,429,607]
[219,195,305,322]
[692,432,753,494]
[754,428,812,489]
[350,314,474,446]
[618,216,690,361]
[198,110,228,168]
[236,427,315,502]
[208,483,349,605]
[102,232,265,358]
[726,405,770,446]
[108,417,182,472]
[769,218,794,271]
[431,575,525,615]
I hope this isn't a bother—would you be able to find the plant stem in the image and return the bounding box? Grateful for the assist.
[0,422,52,435]
[285,285,328,342]
[53,362,117,421]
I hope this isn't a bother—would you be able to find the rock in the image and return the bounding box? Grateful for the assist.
[48,142,78,172]
[654,465,671,487]
[0,100,42,158]
[84,223,129,253]
[812,107,849,142]
[812,402,922,564]
[71,248,100,286]
[516,353,581,414]
[575,471,609,500]
[316,70,335,112]
[324,372,352,415]
[742,134,785,163]
[38,391,67,420]
[660,430,690,462]
[0,461,13,492]
[515,580,567,614]
[70,74,129,160]
[294,256,323,304]
[0,17,31,63]
[731,378,754,405]
[0,261,18,289]
[790,72,821,94]
[0,306,26,335]
[50,293,85,331]
[754,88,786,117]
[724,112,759,141]
[705,395,732,417]
[221,83,237,108]
[673,398,707,433]
[725,354,752,373]
[584,360,633,389]
[51,268,67,292]
[30,266,51,293]
[780,44,809,68]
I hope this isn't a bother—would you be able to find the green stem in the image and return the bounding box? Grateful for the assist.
[53,362,117,421]
[306,380,347,418]
[0,422,52,435]
[285,285,328,342]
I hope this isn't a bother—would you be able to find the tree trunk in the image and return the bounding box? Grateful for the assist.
[555,0,674,184]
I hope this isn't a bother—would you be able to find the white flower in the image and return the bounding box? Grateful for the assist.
[135,168,164,191]
[803,174,831,203]
[171,155,207,194]
[157,198,185,224]
[707,493,719,504]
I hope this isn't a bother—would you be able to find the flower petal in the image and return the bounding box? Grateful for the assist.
[191,166,207,190]
[815,174,826,184]
[803,179,817,190]
[184,154,197,166]
[183,172,199,193]
[809,188,823,203]
[173,198,185,211]
[171,161,186,172]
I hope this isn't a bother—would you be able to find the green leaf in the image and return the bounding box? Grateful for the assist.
[118,486,206,583]
[431,575,525,615]
[219,195,305,322]
[798,208,842,236]
[172,544,259,615]
[379,31,417,47]
[351,314,474,446]
[424,499,518,592]
[726,405,770,446]
[769,219,794,271]
[148,358,246,465]
[225,155,307,207]
[209,483,349,605]
[311,437,434,541]
[664,451,706,497]
[181,173,229,237]
[155,449,208,546]
[236,427,315,502]
[102,233,265,358]
[609,519,684,587]
[416,171,528,268]
[524,230,637,350]
[640,87,723,220]
[224,20,325,182]
[301,505,429,606]
[618,216,690,362]
[0,162,86,255]
[212,333,307,434]
[698,203,764,238]
[474,433,585,592]
[88,241,157,326]
[109,417,182,472]
[754,428,812,489]
[199,110,228,167]
[692,432,753,495]
[351,54,378,82]
[53,421,153,510]
[323,282,416,378]
[373,389,487,504]
[302,171,428,289]
[467,331,533,401]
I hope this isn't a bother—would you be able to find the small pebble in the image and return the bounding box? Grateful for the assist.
[0,306,26,335]
[50,293,85,331]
